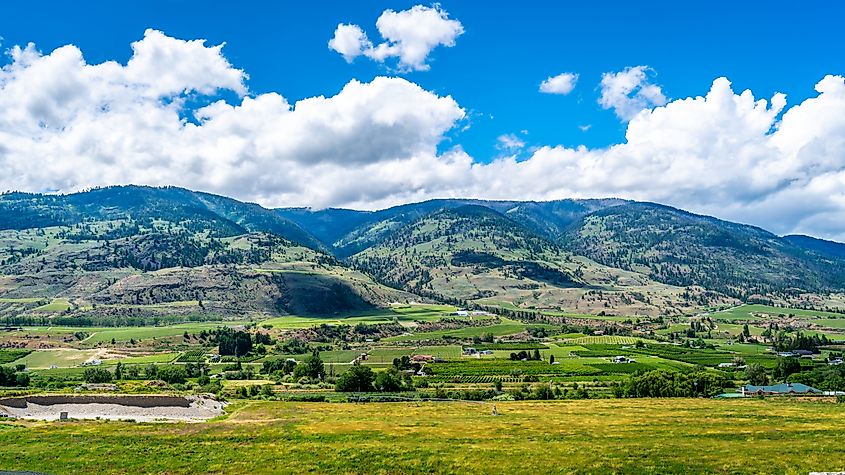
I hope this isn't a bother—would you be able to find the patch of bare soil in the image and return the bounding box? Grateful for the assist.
[0,394,225,422]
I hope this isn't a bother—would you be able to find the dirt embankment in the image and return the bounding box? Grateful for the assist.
[0,394,224,422]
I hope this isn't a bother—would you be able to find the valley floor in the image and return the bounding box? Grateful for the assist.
[1,398,844,474]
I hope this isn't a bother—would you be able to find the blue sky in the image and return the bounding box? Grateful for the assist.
[2,1,845,239]
[3,0,843,159]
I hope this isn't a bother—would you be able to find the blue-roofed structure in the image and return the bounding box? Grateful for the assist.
[740,382,821,396]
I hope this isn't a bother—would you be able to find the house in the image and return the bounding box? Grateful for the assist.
[793,349,814,357]
[777,352,796,357]
[410,354,434,363]
[828,358,843,366]
[454,310,469,317]
[717,362,736,368]
[463,347,478,355]
[740,382,821,396]
[612,356,635,364]
[479,350,494,355]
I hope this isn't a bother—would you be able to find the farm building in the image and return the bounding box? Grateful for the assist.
[740,383,821,396]
[410,354,434,363]
[612,356,635,364]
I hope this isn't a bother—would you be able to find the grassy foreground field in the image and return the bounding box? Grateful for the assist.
[2,399,845,474]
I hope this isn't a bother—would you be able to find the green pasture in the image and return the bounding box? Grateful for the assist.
[5,399,838,475]
[262,304,458,329]
[16,349,97,369]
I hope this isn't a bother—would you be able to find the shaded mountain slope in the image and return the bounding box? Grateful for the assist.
[559,203,845,299]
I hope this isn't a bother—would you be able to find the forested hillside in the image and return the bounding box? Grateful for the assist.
[3,186,845,320]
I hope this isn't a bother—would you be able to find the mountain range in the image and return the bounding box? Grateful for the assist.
[2,185,844,320]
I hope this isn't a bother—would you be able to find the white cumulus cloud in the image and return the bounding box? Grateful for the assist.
[495,133,526,153]
[0,30,466,209]
[539,72,578,95]
[599,65,667,121]
[326,24,372,63]
[328,4,463,71]
[4,32,845,242]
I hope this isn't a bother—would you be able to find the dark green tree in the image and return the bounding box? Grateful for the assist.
[335,365,375,392]
[745,364,769,386]
[83,367,113,384]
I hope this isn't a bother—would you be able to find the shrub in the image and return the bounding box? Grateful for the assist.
[623,370,730,398]
[83,367,113,384]
[157,366,188,384]
[335,365,375,392]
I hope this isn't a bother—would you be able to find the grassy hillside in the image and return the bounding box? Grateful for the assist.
[277,198,626,257]
[0,189,419,321]
[560,202,845,299]
[0,185,323,250]
[283,197,845,310]
[5,187,845,318]
[350,205,723,315]
[1,399,844,474]
[351,205,575,289]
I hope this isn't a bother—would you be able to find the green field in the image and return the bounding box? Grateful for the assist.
[82,322,243,344]
[413,345,462,359]
[1,399,844,474]
[262,304,458,329]
[561,335,641,345]
[101,353,180,365]
[0,349,32,364]
[16,349,97,369]
[711,304,845,322]
[383,319,550,342]
[33,298,73,312]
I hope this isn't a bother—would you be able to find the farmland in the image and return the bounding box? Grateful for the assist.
[710,304,845,323]
[1,399,845,474]
[383,319,550,342]
[261,304,458,329]
[2,301,844,395]
[81,323,243,344]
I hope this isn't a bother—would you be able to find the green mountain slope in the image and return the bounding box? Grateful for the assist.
[349,205,718,315]
[783,234,845,260]
[276,198,626,257]
[4,186,845,317]
[0,187,418,321]
[0,185,324,250]
[559,203,845,299]
[283,197,845,308]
